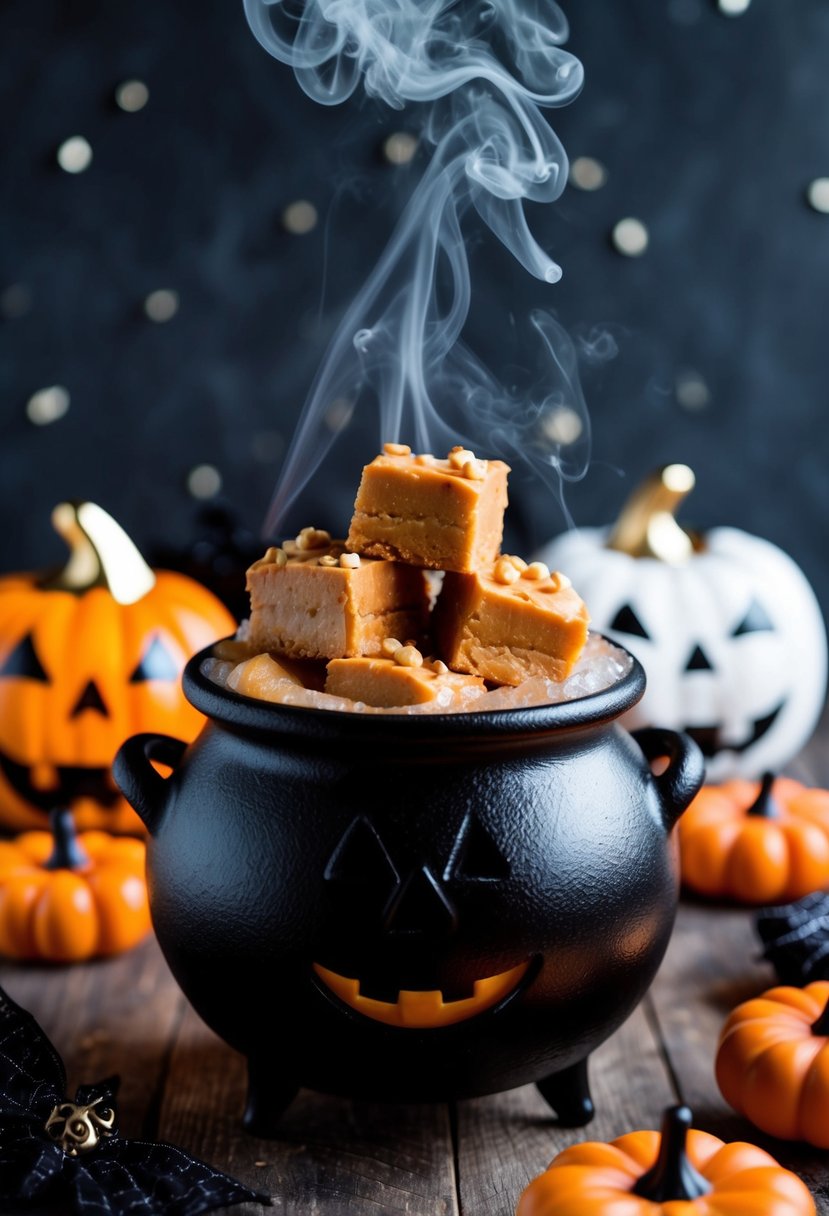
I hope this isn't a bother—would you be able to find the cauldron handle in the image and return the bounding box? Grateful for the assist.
[632,728,704,829]
[113,733,187,835]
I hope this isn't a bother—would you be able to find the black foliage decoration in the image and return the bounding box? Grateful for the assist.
[150,505,260,622]
[0,984,271,1215]
[756,891,829,985]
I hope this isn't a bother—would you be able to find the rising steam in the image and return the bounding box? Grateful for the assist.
[244,0,588,532]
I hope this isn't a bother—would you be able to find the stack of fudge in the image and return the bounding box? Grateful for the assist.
[229,444,590,711]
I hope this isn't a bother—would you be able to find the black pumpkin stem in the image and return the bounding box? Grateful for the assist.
[811,995,829,1037]
[632,1106,711,1202]
[747,772,780,819]
[43,809,90,871]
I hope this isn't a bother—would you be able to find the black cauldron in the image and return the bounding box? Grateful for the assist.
[113,641,703,1136]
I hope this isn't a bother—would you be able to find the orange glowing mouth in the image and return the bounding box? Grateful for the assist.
[313,961,530,1028]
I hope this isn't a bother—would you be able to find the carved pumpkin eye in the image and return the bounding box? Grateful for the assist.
[609,604,650,639]
[732,599,775,637]
[325,817,399,894]
[0,633,49,682]
[446,815,510,881]
[129,635,179,683]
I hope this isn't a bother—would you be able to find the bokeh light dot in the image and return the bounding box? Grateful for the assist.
[282,201,318,234]
[542,407,584,445]
[115,80,149,112]
[57,136,93,174]
[807,179,829,215]
[569,157,607,191]
[676,370,711,411]
[383,132,419,165]
[26,385,70,426]
[719,0,751,13]
[0,284,33,320]
[325,397,355,433]
[187,465,222,499]
[612,217,649,257]
[144,289,179,322]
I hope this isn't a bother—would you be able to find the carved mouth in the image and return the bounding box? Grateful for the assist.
[0,750,121,810]
[684,702,784,759]
[313,961,530,1028]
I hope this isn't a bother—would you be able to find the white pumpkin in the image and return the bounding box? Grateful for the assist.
[536,466,828,781]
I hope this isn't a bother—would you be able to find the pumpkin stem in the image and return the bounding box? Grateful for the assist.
[811,996,829,1037]
[39,502,156,605]
[632,1106,711,1203]
[746,772,780,819]
[43,809,90,871]
[606,465,700,564]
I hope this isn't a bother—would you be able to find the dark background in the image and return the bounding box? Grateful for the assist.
[1,0,827,618]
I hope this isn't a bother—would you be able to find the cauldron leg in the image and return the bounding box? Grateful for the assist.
[536,1057,594,1127]
[242,1059,298,1137]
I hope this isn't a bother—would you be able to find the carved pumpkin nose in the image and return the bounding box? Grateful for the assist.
[685,645,713,672]
[383,866,457,936]
[70,680,110,719]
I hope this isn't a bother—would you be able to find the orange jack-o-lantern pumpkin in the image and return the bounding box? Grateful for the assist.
[0,502,235,834]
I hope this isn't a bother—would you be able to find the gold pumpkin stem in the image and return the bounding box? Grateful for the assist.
[40,502,156,605]
[606,465,700,565]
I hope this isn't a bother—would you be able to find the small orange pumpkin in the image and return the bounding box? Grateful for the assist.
[517,1105,815,1215]
[717,980,829,1147]
[679,773,829,904]
[0,808,151,961]
[0,502,235,834]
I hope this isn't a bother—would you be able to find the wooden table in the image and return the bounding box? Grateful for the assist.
[4,719,829,1215]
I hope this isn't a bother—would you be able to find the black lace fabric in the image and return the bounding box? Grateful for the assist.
[0,985,271,1215]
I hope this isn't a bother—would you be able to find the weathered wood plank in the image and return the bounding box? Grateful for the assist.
[159,1001,459,1216]
[453,1000,676,1216]
[0,935,185,1139]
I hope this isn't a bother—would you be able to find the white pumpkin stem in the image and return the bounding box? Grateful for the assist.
[606,465,699,565]
[40,502,156,605]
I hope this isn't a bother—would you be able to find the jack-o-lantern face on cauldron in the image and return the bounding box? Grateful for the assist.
[0,503,234,834]
[313,813,531,1028]
[537,467,828,781]
[115,652,703,1128]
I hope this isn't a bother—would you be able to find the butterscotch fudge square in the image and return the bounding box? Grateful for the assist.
[246,529,429,660]
[347,444,509,572]
[326,643,486,709]
[433,557,589,686]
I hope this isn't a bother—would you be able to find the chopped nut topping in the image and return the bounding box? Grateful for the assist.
[383,442,412,457]
[295,526,331,551]
[431,659,449,675]
[556,572,572,588]
[415,453,436,465]
[522,561,550,581]
[339,552,361,569]
[381,637,403,657]
[448,447,476,470]
[504,554,528,571]
[318,555,338,567]
[462,458,487,481]
[394,644,423,668]
[250,546,287,572]
[494,557,521,585]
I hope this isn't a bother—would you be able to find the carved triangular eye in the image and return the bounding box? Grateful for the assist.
[447,815,510,881]
[732,599,775,636]
[325,818,399,890]
[0,633,49,682]
[609,604,650,639]
[129,635,179,683]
